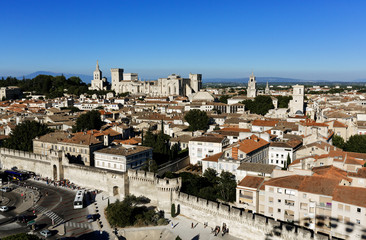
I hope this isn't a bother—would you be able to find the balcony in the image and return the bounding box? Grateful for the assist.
[239,194,253,200]
[285,200,295,207]
[317,202,332,209]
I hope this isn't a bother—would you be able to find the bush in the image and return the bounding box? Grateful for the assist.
[157,218,169,225]
[171,203,176,218]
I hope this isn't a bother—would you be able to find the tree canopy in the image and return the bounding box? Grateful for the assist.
[2,121,52,152]
[241,95,274,115]
[332,135,345,149]
[219,95,230,104]
[343,135,366,153]
[72,110,103,132]
[276,96,293,108]
[164,169,236,202]
[2,233,41,240]
[184,110,210,131]
[106,195,167,228]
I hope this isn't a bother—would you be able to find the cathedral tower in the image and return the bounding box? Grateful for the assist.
[247,72,257,98]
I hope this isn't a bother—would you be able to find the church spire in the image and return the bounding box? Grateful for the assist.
[96,60,99,71]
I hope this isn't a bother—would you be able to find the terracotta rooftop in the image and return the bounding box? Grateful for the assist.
[237,176,265,189]
[333,120,347,128]
[252,119,279,127]
[190,135,226,143]
[201,152,223,163]
[333,186,366,208]
[237,162,278,174]
[95,145,152,156]
[237,135,269,154]
[348,167,366,179]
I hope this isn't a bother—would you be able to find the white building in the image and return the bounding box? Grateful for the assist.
[247,73,257,98]
[111,70,202,97]
[89,61,109,91]
[268,140,302,168]
[94,145,153,172]
[289,84,305,115]
[189,135,229,165]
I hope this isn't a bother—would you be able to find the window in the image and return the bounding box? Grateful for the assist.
[303,193,307,198]
[345,205,350,212]
[357,219,360,224]
[278,199,281,203]
[269,207,273,213]
[278,209,281,213]
[357,208,361,213]
[338,215,343,222]
[269,197,273,203]
[277,188,283,194]
[338,204,343,210]
[269,187,274,192]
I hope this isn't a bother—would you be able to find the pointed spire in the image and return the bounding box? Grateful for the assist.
[96,60,99,71]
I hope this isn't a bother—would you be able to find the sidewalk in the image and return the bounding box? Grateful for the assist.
[93,192,118,239]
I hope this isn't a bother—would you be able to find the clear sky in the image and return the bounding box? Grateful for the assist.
[1,0,366,81]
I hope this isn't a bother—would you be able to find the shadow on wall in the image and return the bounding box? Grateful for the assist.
[66,154,85,165]
[264,214,366,240]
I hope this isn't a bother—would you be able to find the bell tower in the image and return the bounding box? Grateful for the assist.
[247,72,257,98]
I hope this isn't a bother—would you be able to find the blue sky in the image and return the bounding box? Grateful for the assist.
[1,0,366,81]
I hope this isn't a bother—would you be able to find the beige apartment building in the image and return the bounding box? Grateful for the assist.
[236,165,366,239]
[33,131,104,166]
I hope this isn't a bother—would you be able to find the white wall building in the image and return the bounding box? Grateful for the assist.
[94,145,152,172]
[189,136,229,165]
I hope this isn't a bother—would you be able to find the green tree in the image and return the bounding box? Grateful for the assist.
[203,168,218,185]
[219,95,230,104]
[216,171,236,202]
[184,110,210,131]
[241,95,274,115]
[332,135,345,149]
[2,233,41,240]
[72,110,103,132]
[276,96,293,108]
[171,203,176,217]
[344,135,366,153]
[2,121,52,152]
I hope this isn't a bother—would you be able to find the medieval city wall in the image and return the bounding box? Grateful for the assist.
[0,148,53,178]
[173,192,329,240]
[63,164,127,198]
[127,169,181,212]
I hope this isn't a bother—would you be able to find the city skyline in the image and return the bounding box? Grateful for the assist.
[1,0,366,81]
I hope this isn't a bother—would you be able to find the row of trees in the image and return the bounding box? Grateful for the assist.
[0,75,120,99]
[2,121,53,152]
[164,168,236,202]
[332,134,366,153]
[72,110,103,132]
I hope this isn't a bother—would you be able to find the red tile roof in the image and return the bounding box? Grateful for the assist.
[237,176,265,189]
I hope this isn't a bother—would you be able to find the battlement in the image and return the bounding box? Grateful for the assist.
[128,169,182,191]
[0,147,49,162]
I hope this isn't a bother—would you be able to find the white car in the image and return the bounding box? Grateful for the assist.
[0,206,9,212]
[39,229,52,237]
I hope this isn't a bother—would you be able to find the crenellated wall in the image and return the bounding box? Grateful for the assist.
[127,169,181,212]
[173,192,330,240]
[0,148,334,239]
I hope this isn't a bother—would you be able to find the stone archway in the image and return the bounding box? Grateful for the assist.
[113,186,119,196]
[53,164,57,180]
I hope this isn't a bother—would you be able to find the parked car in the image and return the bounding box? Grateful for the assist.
[86,214,95,222]
[0,187,11,192]
[39,229,52,238]
[0,206,9,212]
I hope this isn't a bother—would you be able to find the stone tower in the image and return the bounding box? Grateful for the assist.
[289,84,305,115]
[189,73,202,93]
[247,72,257,98]
[265,81,270,95]
[111,68,124,94]
[94,60,102,81]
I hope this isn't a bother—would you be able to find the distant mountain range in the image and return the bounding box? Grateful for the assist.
[1,71,366,84]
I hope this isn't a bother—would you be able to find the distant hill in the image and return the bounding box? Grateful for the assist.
[204,77,318,83]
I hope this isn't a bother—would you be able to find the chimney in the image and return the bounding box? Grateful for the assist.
[232,147,238,159]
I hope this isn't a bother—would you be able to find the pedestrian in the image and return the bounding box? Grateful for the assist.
[171,222,174,228]
[191,222,193,229]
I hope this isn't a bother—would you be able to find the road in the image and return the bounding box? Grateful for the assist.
[0,180,98,239]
